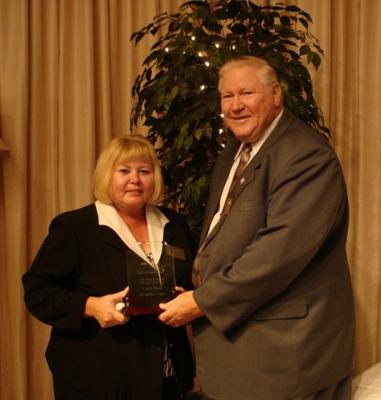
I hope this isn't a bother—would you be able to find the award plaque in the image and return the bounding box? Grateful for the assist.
[124,241,176,315]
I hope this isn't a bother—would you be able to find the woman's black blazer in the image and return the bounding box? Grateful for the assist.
[22,204,196,399]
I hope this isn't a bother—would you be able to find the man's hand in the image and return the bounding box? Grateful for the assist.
[84,287,130,328]
[158,290,204,327]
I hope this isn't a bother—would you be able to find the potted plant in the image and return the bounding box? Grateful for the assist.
[131,0,327,231]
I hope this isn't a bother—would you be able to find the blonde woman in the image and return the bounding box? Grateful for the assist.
[23,135,196,400]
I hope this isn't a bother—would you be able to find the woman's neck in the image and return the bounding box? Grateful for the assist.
[115,203,146,221]
[117,206,149,244]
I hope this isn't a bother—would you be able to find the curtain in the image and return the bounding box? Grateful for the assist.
[287,0,381,376]
[0,0,380,399]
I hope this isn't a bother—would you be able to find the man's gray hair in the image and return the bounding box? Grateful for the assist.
[218,56,279,90]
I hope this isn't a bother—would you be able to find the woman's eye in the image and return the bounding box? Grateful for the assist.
[140,169,151,174]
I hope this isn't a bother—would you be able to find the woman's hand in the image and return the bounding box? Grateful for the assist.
[84,287,130,328]
[175,286,186,294]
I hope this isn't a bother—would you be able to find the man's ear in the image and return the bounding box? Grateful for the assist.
[273,83,282,107]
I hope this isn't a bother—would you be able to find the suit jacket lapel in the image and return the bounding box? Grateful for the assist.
[227,108,296,201]
[254,107,295,156]
[201,154,260,249]
[200,108,295,245]
[200,139,240,243]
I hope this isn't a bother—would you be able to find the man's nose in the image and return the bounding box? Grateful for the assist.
[232,96,243,110]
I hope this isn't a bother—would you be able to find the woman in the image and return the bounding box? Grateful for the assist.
[22,135,196,400]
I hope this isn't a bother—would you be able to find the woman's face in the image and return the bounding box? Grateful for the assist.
[111,159,155,214]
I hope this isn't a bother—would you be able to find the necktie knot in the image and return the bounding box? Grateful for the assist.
[240,142,252,164]
[235,143,252,180]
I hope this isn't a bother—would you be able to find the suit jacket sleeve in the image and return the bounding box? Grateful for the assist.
[193,138,348,333]
[22,215,89,332]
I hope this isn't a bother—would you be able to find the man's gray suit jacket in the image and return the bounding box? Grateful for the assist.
[193,108,354,400]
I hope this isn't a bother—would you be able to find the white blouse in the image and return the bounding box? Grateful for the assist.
[95,200,169,265]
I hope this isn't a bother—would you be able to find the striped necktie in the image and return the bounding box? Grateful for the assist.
[221,142,252,216]
[192,143,252,287]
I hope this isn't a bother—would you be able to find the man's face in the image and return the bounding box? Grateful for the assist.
[219,65,282,143]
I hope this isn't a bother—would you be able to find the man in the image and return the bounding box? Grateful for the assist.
[159,56,354,400]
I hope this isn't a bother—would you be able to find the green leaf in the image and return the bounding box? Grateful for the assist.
[301,11,313,23]
[204,15,222,33]
[280,16,291,26]
[307,51,321,69]
[226,0,242,18]
[299,17,309,29]
[230,23,248,35]
[300,44,310,55]
[180,0,207,10]
[131,31,145,45]
[169,21,180,32]
[170,85,179,100]
[184,135,193,151]
[285,5,301,13]
[194,128,203,141]
[174,123,189,149]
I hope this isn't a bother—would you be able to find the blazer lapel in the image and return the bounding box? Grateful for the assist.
[97,225,127,253]
[163,220,176,244]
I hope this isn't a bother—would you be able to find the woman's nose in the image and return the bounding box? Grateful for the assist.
[129,171,140,183]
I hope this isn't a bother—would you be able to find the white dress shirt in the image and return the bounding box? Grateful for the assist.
[207,109,283,235]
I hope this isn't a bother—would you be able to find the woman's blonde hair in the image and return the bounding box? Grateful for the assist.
[93,135,164,205]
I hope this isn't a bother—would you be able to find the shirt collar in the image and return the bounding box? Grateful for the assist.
[95,200,169,264]
[234,108,284,160]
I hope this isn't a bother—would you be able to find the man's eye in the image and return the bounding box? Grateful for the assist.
[221,93,233,99]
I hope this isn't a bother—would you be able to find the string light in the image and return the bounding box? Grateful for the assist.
[191,35,196,41]
[200,85,206,91]
[220,113,224,118]
[165,47,170,52]
[205,61,210,67]
[215,43,221,48]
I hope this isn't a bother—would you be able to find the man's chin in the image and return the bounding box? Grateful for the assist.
[230,128,255,141]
